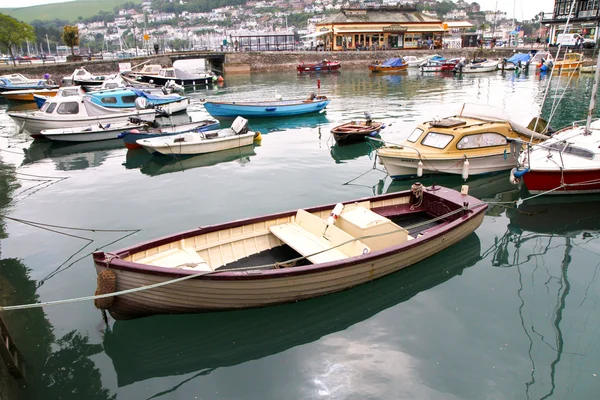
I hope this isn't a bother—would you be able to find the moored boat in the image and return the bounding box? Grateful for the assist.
[331,117,385,145]
[86,88,189,115]
[92,185,487,319]
[120,119,220,149]
[552,52,584,72]
[39,118,157,142]
[455,59,499,73]
[137,67,217,86]
[368,57,408,73]
[136,116,259,155]
[0,88,59,102]
[297,59,341,73]
[203,93,330,118]
[8,93,156,137]
[404,55,426,68]
[373,103,549,179]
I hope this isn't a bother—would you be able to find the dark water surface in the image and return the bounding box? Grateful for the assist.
[1,67,600,399]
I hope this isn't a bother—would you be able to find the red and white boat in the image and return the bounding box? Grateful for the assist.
[297,60,341,73]
[515,121,600,194]
[515,50,600,194]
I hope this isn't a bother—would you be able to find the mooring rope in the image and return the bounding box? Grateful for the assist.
[0,205,470,312]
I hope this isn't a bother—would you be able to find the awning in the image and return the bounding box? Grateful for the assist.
[444,21,473,29]
[405,24,446,33]
[334,27,384,34]
[301,31,331,38]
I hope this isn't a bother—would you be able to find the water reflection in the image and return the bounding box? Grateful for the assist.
[329,138,382,164]
[0,161,116,400]
[485,196,600,399]
[103,234,481,389]
[244,112,329,134]
[124,145,257,176]
[22,139,124,170]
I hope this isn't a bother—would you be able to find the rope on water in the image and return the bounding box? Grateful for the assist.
[3,179,590,313]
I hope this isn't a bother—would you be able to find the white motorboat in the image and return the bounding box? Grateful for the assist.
[404,56,425,68]
[529,51,554,69]
[455,59,499,73]
[39,118,156,142]
[137,117,259,156]
[8,94,156,137]
[419,60,444,72]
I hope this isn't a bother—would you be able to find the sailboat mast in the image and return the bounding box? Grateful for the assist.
[585,44,600,134]
[46,34,51,55]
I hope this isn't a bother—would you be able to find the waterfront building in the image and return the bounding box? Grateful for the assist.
[315,5,447,51]
[543,0,600,44]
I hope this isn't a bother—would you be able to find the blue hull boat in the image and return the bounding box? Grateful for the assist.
[203,96,330,118]
[86,88,189,115]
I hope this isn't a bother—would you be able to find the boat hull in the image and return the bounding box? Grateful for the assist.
[297,63,341,72]
[7,110,155,137]
[93,188,486,319]
[93,97,189,115]
[139,76,214,86]
[522,168,600,194]
[203,100,330,118]
[40,123,148,142]
[369,65,408,73]
[138,131,256,155]
[1,89,59,101]
[379,153,516,179]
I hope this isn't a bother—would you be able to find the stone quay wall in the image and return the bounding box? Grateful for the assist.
[0,48,595,78]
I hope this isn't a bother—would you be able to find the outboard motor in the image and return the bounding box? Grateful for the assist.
[135,96,149,110]
[454,59,465,73]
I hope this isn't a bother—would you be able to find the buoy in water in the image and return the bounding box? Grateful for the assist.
[253,131,262,143]
[217,75,224,82]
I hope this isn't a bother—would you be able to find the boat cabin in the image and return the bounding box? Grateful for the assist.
[380,105,548,159]
[87,89,139,108]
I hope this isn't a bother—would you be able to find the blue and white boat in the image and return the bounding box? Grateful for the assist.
[203,94,330,118]
[0,76,58,92]
[86,88,189,115]
[502,53,531,70]
[120,119,220,150]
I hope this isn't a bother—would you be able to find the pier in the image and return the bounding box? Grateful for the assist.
[0,48,595,78]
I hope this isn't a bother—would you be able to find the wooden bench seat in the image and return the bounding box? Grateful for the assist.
[269,209,370,264]
[137,247,212,271]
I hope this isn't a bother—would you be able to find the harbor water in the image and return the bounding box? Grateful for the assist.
[1,64,600,399]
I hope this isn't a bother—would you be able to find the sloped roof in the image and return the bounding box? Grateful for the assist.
[318,8,442,25]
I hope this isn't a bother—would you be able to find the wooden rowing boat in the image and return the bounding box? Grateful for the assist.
[102,233,482,386]
[93,185,487,319]
[331,120,385,145]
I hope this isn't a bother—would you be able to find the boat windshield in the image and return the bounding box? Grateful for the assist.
[407,128,423,143]
[421,132,453,149]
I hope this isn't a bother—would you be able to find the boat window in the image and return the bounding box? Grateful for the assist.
[61,89,79,97]
[165,70,175,77]
[40,102,50,112]
[407,128,423,143]
[105,83,119,89]
[56,102,79,114]
[44,103,57,113]
[456,133,507,149]
[101,97,118,104]
[547,142,594,160]
[122,95,137,104]
[421,132,453,149]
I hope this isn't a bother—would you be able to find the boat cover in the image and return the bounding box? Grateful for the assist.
[131,89,182,101]
[458,103,548,141]
[506,53,531,64]
[381,58,405,67]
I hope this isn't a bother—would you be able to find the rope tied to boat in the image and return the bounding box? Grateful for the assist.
[410,182,424,210]
[0,205,472,312]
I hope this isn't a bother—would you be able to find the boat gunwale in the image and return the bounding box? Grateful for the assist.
[204,99,330,108]
[93,188,487,280]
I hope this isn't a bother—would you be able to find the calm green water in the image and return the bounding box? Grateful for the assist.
[1,67,600,400]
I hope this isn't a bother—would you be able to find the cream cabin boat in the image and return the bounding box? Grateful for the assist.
[93,186,487,319]
[373,104,549,179]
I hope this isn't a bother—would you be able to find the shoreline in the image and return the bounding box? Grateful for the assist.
[0,47,595,78]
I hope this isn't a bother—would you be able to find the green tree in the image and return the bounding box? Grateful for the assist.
[62,25,80,56]
[0,13,35,66]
